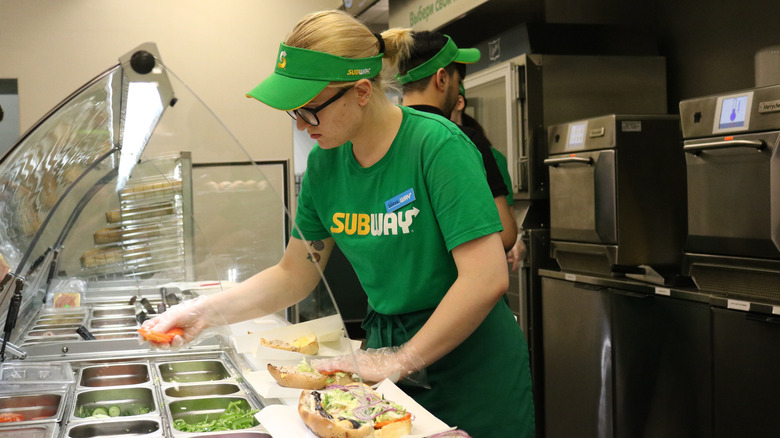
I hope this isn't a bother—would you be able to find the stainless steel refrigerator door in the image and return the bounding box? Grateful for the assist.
[542,276,613,438]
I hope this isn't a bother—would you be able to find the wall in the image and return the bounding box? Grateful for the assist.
[544,0,780,111]
[0,0,341,163]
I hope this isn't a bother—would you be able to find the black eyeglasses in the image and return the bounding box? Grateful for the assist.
[287,87,351,126]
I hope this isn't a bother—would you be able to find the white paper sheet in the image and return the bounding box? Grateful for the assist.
[232,314,352,356]
[255,379,452,438]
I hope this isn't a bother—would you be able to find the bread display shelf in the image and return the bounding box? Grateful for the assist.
[80,166,191,279]
[119,179,182,202]
[93,223,165,245]
[105,201,176,223]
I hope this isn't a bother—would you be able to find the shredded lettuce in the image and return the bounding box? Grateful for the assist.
[173,401,259,432]
[296,358,316,373]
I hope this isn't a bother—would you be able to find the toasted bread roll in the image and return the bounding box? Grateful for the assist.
[268,363,328,390]
[261,333,319,355]
[267,359,357,390]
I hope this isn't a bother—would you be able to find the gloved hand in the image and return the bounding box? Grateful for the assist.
[506,235,527,272]
[312,343,429,388]
[139,295,228,349]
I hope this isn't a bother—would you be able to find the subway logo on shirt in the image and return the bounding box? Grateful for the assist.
[330,208,419,236]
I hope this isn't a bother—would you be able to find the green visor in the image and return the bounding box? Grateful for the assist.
[247,43,383,110]
[397,35,481,85]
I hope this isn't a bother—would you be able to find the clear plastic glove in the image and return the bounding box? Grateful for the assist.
[312,343,429,388]
[506,235,527,272]
[139,295,228,349]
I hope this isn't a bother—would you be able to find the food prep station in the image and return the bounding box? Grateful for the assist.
[0,43,334,437]
[2,350,271,438]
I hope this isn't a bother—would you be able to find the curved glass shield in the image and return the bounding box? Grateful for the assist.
[0,43,345,362]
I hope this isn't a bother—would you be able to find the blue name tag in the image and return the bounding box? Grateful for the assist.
[385,188,415,213]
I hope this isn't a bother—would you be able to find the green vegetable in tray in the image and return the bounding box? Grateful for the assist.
[78,405,153,419]
[173,401,259,432]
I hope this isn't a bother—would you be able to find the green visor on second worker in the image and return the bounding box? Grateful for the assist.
[396,35,481,85]
[247,43,383,111]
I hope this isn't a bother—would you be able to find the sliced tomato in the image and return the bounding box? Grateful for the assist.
[0,413,24,422]
[319,369,347,376]
[374,412,411,429]
[137,326,184,343]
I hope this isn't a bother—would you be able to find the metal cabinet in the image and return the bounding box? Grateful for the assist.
[541,273,712,438]
[712,307,780,437]
[542,276,612,438]
[612,289,711,437]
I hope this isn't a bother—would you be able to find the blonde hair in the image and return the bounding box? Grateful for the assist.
[285,10,414,96]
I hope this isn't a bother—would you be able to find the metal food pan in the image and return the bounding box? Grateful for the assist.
[168,397,259,433]
[27,327,78,337]
[89,317,139,329]
[90,298,163,308]
[79,363,150,388]
[93,332,139,341]
[91,306,136,318]
[0,423,60,437]
[65,418,163,437]
[158,360,232,383]
[0,393,63,424]
[30,324,82,331]
[38,312,85,320]
[33,317,85,325]
[164,383,242,398]
[71,386,157,421]
[23,335,80,345]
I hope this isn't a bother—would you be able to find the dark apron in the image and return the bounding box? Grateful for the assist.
[362,299,535,438]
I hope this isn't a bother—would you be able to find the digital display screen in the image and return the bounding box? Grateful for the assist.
[713,92,753,133]
[567,122,587,149]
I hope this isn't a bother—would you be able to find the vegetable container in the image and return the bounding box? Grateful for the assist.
[70,386,158,423]
[0,422,60,438]
[0,392,66,426]
[65,418,164,438]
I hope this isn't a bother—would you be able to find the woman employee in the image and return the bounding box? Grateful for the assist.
[142,10,534,437]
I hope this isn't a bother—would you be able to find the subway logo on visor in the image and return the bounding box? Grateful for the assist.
[348,68,372,76]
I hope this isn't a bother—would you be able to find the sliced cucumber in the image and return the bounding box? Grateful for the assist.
[108,406,121,417]
[91,407,108,417]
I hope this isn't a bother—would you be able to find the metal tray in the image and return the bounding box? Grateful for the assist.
[91,306,137,318]
[89,316,139,330]
[71,386,157,422]
[65,418,163,437]
[168,396,261,434]
[158,360,231,383]
[0,422,60,438]
[78,363,150,388]
[0,392,65,426]
[164,382,243,398]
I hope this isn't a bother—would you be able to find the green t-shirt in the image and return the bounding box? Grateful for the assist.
[490,146,514,206]
[292,106,502,315]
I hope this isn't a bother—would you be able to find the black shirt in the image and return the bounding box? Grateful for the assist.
[408,105,509,198]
